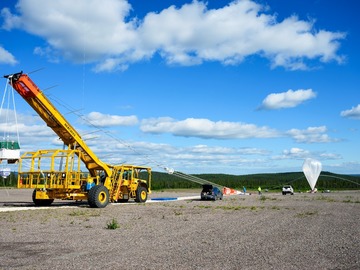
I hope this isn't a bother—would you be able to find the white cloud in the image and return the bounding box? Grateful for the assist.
[93,57,129,73]
[190,145,269,155]
[260,89,316,110]
[0,7,21,30]
[340,104,360,119]
[85,111,138,127]
[319,152,341,160]
[33,46,60,63]
[0,119,57,154]
[140,117,279,139]
[0,110,51,139]
[282,147,310,158]
[1,0,137,63]
[1,109,349,174]
[139,2,345,69]
[1,0,345,71]
[286,126,338,143]
[7,122,54,138]
[0,46,17,65]
[76,137,252,171]
[279,147,341,161]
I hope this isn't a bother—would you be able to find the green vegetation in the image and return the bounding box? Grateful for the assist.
[151,171,360,191]
[106,218,120,230]
[69,210,101,217]
[0,172,17,187]
[295,211,318,218]
[69,210,88,217]
[2,170,359,192]
[316,196,336,202]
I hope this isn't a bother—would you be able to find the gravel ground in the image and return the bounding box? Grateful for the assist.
[0,188,359,270]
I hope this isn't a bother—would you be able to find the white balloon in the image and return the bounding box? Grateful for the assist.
[302,158,322,190]
[165,167,174,174]
[0,167,11,178]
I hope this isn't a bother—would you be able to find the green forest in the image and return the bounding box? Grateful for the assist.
[1,171,359,192]
[151,171,360,192]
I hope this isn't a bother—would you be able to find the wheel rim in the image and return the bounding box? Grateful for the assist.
[98,191,107,203]
[140,190,147,201]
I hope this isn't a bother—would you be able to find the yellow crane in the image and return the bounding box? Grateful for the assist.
[4,71,151,208]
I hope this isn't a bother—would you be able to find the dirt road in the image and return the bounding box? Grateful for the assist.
[0,189,359,269]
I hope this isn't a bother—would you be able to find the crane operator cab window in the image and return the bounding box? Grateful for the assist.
[123,170,132,180]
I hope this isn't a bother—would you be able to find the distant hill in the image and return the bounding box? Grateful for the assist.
[151,171,360,191]
[2,170,359,191]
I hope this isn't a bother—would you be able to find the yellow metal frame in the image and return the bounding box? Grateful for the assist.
[18,149,92,200]
[7,72,152,205]
[7,72,112,178]
[109,164,152,201]
[17,148,152,202]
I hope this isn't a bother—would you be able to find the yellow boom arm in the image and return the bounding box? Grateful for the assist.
[5,72,112,178]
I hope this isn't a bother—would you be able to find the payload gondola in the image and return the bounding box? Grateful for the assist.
[0,140,20,163]
[1,75,21,164]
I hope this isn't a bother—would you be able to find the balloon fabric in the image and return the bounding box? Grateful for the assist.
[302,158,322,190]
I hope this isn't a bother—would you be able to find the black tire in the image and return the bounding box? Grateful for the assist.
[135,186,147,203]
[88,185,109,208]
[32,189,54,206]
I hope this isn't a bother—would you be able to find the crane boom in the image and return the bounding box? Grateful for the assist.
[4,71,112,178]
[4,71,152,208]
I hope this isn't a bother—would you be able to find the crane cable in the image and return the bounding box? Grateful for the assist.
[1,78,20,144]
[0,77,20,191]
[5,72,223,189]
[45,92,221,187]
[0,78,20,151]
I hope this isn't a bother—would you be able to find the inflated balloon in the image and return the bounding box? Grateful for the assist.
[165,167,174,174]
[0,167,11,178]
[302,158,322,190]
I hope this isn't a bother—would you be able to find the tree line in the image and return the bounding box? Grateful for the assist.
[1,171,359,192]
[151,171,360,192]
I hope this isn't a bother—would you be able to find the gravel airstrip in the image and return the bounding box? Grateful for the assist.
[0,188,359,270]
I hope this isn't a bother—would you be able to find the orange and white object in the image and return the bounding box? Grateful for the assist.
[223,187,241,196]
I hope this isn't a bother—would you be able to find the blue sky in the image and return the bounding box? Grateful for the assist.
[0,0,359,175]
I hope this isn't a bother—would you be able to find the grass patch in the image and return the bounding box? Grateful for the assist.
[197,205,212,209]
[315,196,336,202]
[216,205,247,210]
[217,205,265,211]
[259,195,278,202]
[69,210,87,216]
[106,218,120,230]
[196,205,267,211]
[2,214,16,223]
[295,211,318,218]
[342,199,360,203]
[174,210,182,216]
[69,210,101,217]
